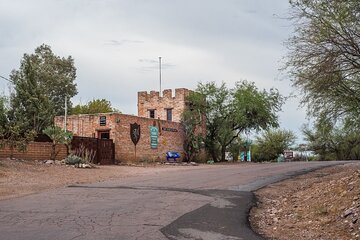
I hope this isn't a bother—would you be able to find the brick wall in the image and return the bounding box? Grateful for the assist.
[55,113,187,163]
[137,88,191,122]
[0,142,67,161]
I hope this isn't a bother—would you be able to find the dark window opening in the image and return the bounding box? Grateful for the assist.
[149,109,155,119]
[99,116,106,126]
[98,131,110,139]
[166,108,172,121]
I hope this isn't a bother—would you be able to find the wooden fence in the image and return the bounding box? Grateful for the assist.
[71,136,115,165]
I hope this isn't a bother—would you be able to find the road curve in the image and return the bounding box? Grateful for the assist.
[0,161,349,240]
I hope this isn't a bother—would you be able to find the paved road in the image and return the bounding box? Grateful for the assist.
[0,161,349,240]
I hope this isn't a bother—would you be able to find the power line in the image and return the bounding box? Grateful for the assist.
[0,75,11,82]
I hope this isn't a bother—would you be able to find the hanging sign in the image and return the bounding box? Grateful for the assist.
[161,127,178,132]
[130,123,141,145]
[150,126,158,149]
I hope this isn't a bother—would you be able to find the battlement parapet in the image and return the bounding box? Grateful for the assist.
[138,88,191,103]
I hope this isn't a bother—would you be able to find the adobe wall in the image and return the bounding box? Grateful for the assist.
[55,113,186,162]
[137,88,191,122]
[0,142,67,161]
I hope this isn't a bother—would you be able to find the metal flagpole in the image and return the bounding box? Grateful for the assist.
[159,57,162,96]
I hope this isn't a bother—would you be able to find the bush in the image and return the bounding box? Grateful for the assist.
[307,155,319,161]
[65,154,82,165]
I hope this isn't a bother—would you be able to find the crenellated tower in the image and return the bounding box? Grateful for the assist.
[137,88,191,122]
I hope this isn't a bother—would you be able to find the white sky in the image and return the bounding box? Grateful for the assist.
[0,0,308,141]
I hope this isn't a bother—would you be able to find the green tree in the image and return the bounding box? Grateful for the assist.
[9,44,77,133]
[71,99,119,114]
[0,97,36,159]
[0,96,7,128]
[188,81,284,162]
[189,82,229,162]
[249,143,261,162]
[303,119,360,160]
[254,129,297,162]
[43,126,73,160]
[0,125,36,159]
[9,58,54,133]
[227,136,247,161]
[181,102,204,162]
[285,0,360,125]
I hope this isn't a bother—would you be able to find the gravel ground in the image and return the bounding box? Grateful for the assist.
[250,162,360,240]
[0,158,195,200]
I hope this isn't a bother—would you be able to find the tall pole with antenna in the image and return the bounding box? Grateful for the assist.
[159,56,162,96]
[64,96,67,131]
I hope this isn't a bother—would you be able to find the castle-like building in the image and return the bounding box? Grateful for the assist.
[55,88,200,163]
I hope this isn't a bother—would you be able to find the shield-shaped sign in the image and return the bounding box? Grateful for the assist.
[130,123,141,145]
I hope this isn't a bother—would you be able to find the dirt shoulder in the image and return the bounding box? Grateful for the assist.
[0,158,202,201]
[250,162,360,240]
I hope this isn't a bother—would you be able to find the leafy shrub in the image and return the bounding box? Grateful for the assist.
[65,154,82,165]
[307,155,319,161]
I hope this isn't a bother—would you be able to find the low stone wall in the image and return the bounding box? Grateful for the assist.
[0,142,67,161]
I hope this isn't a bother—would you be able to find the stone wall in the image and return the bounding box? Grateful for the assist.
[0,142,67,161]
[137,88,191,122]
[55,113,186,162]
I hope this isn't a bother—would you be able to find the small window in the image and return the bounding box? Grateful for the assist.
[166,109,172,121]
[149,109,155,119]
[99,116,106,126]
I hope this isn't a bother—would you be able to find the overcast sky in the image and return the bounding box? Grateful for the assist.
[0,0,308,141]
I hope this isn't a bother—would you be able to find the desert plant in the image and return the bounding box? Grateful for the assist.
[73,144,97,163]
[43,126,73,160]
[317,206,329,216]
[82,148,96,163]
[65,154,82,165]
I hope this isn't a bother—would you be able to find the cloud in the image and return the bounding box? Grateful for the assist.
[103,39,144,46]
[137,58,176,72]
[0,0,308,139]
[244,9,257,14]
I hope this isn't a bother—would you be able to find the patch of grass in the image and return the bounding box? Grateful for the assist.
[140,157,149,163]
[0,160,8,168]
[0,161,8,177]
[317,206,329,215]
[295,214,303,220]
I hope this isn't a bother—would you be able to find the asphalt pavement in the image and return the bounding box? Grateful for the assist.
[0,161,349,240]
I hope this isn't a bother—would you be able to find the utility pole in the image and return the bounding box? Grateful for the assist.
[64,96,67,131]
[159,57,162,96]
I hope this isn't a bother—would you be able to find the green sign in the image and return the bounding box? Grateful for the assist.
[150,126,158,149]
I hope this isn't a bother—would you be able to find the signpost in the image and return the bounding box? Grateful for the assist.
[284,150,294,161]
[161,127,178,132]
[150,126,158,149]
[241,139,252,162]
